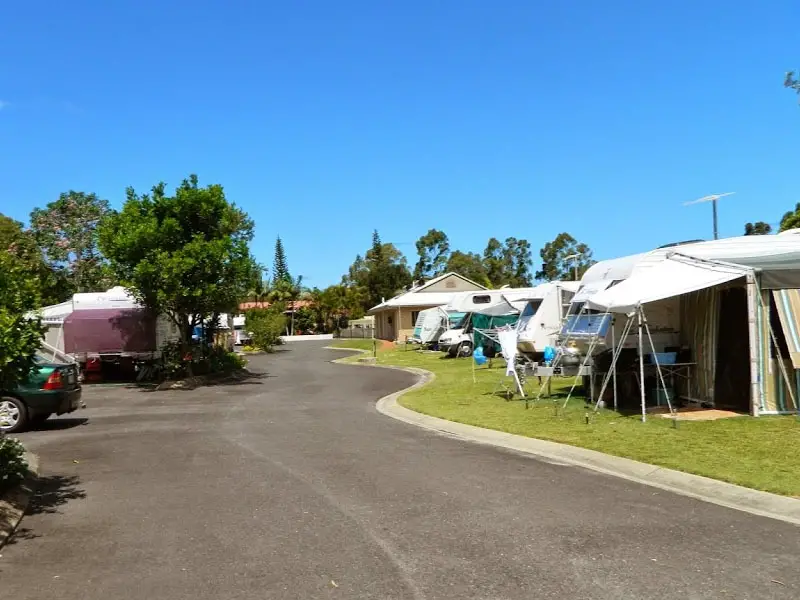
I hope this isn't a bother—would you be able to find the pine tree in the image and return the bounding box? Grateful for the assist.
[273,236,290,283]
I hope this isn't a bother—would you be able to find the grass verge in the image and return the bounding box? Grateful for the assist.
[331,340,800,497]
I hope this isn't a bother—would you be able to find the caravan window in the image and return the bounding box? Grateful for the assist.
[568,302,585,315]
[522,299,544,317]
[471,295,492,304]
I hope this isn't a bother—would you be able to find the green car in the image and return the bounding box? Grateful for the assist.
[0,354,83,434]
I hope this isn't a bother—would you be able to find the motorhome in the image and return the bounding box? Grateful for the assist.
[437,288,539,357]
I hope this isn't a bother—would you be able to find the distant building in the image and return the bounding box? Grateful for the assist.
[367,273,487,342]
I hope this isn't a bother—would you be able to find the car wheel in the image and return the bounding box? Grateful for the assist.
[0,396,28,434]
[458,341,474,357]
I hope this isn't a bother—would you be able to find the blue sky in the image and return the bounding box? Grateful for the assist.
[1,1,798,287]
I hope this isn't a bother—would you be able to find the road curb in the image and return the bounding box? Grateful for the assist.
[329,347,800,526]
[0,451,40,549]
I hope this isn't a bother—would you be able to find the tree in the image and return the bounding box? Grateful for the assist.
[482,238,506,287]
[502,237,533,287]
[536,233,595,281]
[99,175,256,373]
[347,230,412,311]
[0,214,72,305]
[744,221,772,235]
[413,229,450,282]
[0,252,46,390]
[273,236,290,283]
[785,71,800,101]
[29,191,115,294]
[780,203,800,232]
[482,237,534,287]
[446,250,490,287]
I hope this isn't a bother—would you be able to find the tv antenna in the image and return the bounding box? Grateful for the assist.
[683,192,735,240]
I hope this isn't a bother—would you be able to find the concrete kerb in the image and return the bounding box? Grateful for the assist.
[328,347,800,527]
[0,451,41,549]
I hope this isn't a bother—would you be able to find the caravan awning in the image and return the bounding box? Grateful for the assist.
[587,257,747,313]
[572,280,615,303]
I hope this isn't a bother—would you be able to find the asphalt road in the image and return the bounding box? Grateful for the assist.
[3,342,799,599]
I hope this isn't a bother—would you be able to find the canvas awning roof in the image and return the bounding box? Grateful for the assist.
[587,257,747,313]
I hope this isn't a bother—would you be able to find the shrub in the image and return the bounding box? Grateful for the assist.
[0,435,28,493]
[206,345,246,373]
[160,340,246,379]
[246,308,286,352]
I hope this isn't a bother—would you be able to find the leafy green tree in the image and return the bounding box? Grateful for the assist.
[502,237,533,287]
[99,175,257,372]
[744,221,772,235]
[780,203,800,232]
[482,238,506,287]
[29,191,115,294]
[413,229,450,282]
[0,252,46,390]
[273,236,290,283]
[0,214,71,305]
[445,250,490,287]
[482,237,534,287]
[536,233,595,281]
[347,230,412,311]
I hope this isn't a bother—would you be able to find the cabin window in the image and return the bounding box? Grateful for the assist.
[472,295,492,304]
[411,310,420,325]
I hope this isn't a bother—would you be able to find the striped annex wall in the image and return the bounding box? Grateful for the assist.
[772,360,800,413]
[760,289,800,414]
[772,289,800,368]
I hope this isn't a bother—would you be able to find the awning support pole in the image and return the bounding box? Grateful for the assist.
[638,308,646,423]
[561,314,610,410]
[592,315,635,414]
[642,309,675,416]
[746,272,761,417]
[534,302,590,405]
[611,316,618,411]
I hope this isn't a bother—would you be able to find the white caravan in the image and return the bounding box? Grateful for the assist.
[514,281,581,359]
[409,306,465,347]
[438,288,539,357]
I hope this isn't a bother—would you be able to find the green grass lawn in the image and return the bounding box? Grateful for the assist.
[328,339,377,353]
[331,340,800,496]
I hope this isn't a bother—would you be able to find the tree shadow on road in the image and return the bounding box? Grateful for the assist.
[28,475,86,515]
[2,475,86,551]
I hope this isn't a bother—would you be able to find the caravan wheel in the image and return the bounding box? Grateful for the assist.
[458,341,473,357]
